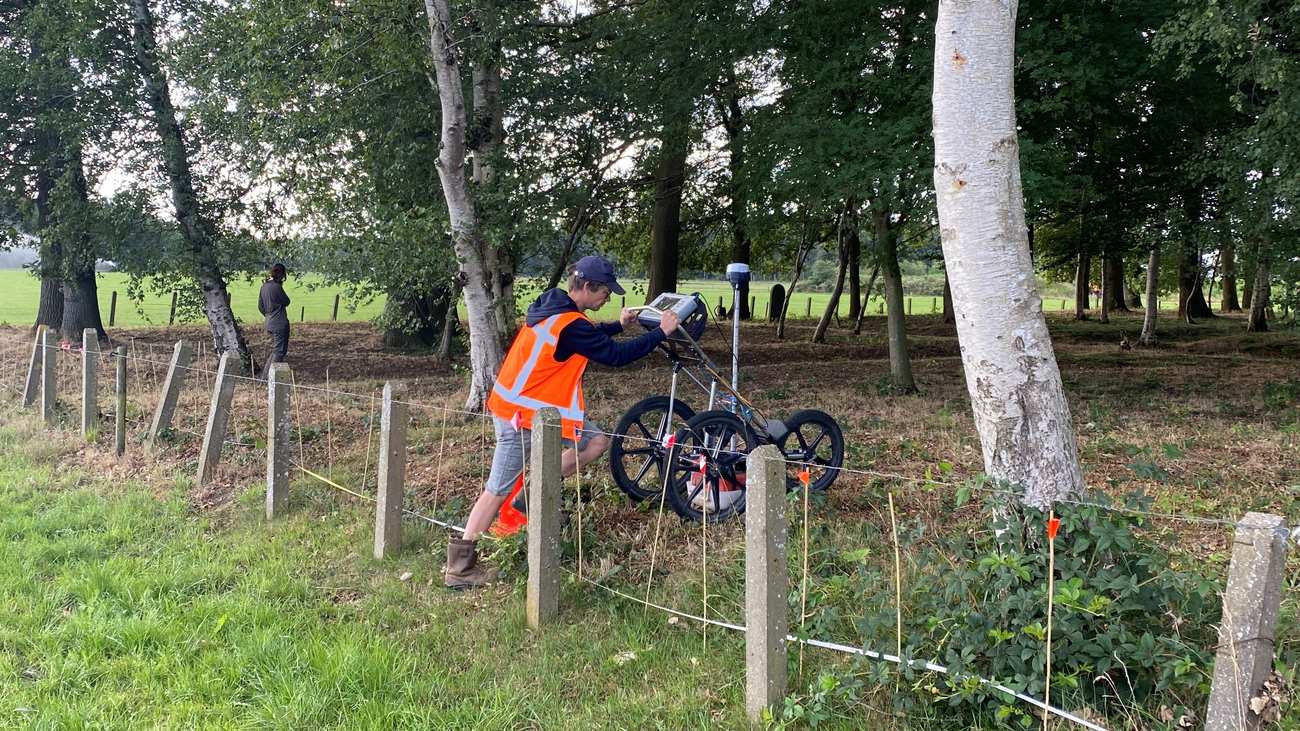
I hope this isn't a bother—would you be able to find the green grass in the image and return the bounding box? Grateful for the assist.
[0,271,389,327]
[0,428,766,729]
[0,269,1178,330]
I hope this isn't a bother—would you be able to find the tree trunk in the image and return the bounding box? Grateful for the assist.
[876,208,915,393]
[1220,239,1241,311]
[1139,247,1159,345]
[812,226,849,344]
[852,262,880,335]
[130,0,250,370]
[61,268,107,345]
[1073,252,1090,320]
[437,281,461,360]
[55,156,108,345]
[932,0,1084,508]
[1104,254,1128,312]
[32,120,62,334]
[1177,240,1214,322]
[422,0,508,410]
[546,205,592,291]
[382,289,450,348]
[1246,252,1270,333]
[471,58,515,346]
[722,85,752,320]
[647,126,688,300]
[35,276,64,334]
[1125,276,1142,309]
[1099,255,1111,324]
[1241,269,1254,310]
[942,272,955,324]
[846,225,861,321]
[776,226,814,340]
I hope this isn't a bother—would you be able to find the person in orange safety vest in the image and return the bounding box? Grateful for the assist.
[445,256,680,590]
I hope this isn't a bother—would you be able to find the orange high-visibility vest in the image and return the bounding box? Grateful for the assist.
[487,311,589,439]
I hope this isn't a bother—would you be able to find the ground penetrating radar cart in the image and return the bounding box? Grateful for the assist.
[609,264,845,523]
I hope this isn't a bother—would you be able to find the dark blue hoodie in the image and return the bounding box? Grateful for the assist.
[525,289,666,367]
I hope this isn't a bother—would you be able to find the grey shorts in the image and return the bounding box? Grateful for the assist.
[484,416,605,496]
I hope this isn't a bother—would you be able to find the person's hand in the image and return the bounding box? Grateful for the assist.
[659,310,681,336]
[619,307,638,328]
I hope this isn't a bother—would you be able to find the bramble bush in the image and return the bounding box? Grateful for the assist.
[839,489,1222,728]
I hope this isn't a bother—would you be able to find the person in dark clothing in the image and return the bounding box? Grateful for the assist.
[258,263,291,378]
[444,255,679,590]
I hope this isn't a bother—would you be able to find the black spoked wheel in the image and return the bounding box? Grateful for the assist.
[609,396,696,502]
[664,410,757,523]
[778,409,845,492]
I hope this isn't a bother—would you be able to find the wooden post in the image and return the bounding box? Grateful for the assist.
[147,340,193,447]
[108,291,118,327]
[168,291,177,325]
[22,325,43,407]
[40,328,56,425]
[81,329,98,440]
[750,295,755,315]
[526,406,562,628]
[300,306,305,322]
[745,444,788,722]
[805,297,811,318]
[196,351,237,486]
[373,382,408,557]
[331,293,340,321]
[266,364,292,519]
[907,297,913,315]
[114,346,126,457]
[1205,512,1290,730]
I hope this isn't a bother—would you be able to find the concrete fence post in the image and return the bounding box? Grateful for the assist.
[526,406,562,628]
[22,326,44,408]
[373,382,408,558]
[745,444,789,723]
[147,340,192,447]
[81,329,98,440]
[1205,512,1291,730]
[40,328,57,425]
[114,346,127,457]
[265,364,292,519]
[196,351,237,486]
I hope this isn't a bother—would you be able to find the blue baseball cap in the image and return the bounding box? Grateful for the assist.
[572,255,625,295]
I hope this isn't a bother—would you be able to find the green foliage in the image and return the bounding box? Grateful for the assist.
[848,491,1221,728]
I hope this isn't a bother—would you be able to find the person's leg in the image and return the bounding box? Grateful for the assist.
[273,327,289,364]
[463,490,511,541]
[445,418,525,589]
[561,435,609,477]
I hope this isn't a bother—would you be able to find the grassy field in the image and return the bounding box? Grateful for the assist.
[0,421,752,729]
[1,268,1180,330]
[0,309,1296,728]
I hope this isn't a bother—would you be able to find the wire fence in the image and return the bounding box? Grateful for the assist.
[0,328,1263,730]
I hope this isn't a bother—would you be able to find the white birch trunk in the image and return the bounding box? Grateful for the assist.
[1139,247,1160,345]
[423,0,507,410]
[932,0,1083,508]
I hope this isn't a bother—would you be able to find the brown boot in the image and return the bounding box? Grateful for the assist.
[443,538,498,591]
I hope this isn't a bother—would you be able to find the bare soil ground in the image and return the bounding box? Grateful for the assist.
[3,310,1296,561]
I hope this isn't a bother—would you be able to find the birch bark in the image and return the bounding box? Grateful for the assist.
[1139,247,1160,345]
[932,0,1083,508]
